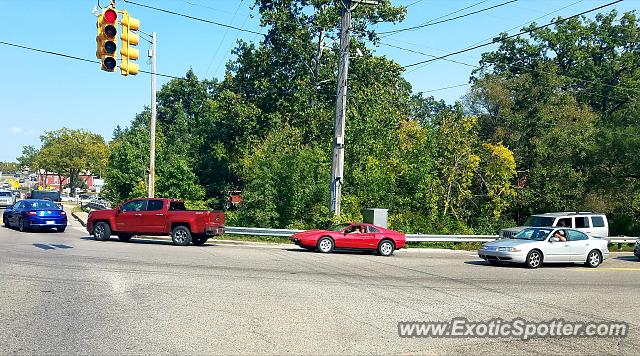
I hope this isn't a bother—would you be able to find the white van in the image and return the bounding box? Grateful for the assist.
[500,212,609,239]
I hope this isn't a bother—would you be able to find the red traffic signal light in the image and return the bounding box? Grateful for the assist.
[103,8,117,23]
[96,8,118,72]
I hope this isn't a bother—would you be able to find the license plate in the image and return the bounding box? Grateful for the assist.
[46,221,55,225]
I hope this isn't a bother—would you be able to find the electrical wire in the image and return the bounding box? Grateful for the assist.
[122,0,265,36]
[0,40,187,81]
[380,0,518,35]
[382,42,640,94]
[402,0,624,69]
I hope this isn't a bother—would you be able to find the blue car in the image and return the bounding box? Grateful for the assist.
[2,199,67,232]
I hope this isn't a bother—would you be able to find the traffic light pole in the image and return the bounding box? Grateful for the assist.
[148,31,156,198]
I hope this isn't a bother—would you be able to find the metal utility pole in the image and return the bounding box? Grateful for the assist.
[329,0,376,217]
[148,31,157,198]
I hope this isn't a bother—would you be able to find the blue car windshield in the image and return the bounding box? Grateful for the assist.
[514,228,552,241]
[25,200,59,210]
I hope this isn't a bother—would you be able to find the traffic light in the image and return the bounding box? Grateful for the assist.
[96,7,118,72]
[120,11,140,76]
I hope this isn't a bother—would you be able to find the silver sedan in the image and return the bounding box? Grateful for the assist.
[478,227,609,269]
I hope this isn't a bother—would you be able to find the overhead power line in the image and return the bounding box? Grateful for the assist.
[122,0,265,36]
[464,0,587,49]
[382,42,640,94]
[0,40,186,81]
[381,0,518,35]
[402,0,624,69]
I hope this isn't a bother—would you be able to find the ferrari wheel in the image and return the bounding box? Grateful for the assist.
[317,237,334,253]
[377,240,395,256]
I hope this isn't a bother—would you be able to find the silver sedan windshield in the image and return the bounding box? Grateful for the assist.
[513,228,552,241]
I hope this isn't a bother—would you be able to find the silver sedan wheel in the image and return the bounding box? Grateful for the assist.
[527,250,542,269]
[317,238,333,253]
[587,250,601,268]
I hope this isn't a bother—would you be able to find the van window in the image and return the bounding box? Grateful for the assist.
[555,218,572,228]
[574,216,590,228]
[591,216,605,227]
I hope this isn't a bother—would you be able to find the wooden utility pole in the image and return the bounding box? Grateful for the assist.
[329,0,377,217]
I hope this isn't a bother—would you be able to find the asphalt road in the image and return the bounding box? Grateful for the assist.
[1,212,639,355]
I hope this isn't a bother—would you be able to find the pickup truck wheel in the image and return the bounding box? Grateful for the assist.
[93,222,111,241]
[192,236,208,246]
[118,234,133,242]
[171,226,192,246]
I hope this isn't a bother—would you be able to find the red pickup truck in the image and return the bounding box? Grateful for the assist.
[86,198,224,246]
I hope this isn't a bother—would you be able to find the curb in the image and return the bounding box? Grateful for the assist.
[70,211,86,227]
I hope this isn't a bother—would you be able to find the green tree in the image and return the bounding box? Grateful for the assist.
[33,128,108,195]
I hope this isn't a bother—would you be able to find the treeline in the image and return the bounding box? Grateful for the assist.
[104,2,639,235]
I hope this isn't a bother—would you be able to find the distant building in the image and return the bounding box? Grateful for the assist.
[37,170,99,191]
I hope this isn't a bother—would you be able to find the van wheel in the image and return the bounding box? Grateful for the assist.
[171,226,192,246]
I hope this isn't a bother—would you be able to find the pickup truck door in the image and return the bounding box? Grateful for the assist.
[139,199,166,234]
[115,199,146,233]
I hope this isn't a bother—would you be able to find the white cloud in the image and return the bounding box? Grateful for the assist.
[9,127,22,134]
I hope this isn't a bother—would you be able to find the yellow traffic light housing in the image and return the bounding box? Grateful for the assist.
[120,11,140,76]
[96,8,118,72]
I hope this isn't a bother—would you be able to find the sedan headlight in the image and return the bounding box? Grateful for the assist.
[496,247,521,252]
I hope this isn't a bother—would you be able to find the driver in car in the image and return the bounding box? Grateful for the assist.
[553,230,567,242]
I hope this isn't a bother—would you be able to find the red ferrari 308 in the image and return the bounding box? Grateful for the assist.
[289,223,406,256]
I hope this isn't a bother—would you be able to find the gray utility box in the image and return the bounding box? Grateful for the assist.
[362,208,388,228]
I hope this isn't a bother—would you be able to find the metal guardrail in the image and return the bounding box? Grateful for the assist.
[82,201,111,210]
[224,226,637,244]
[79,204,638,244]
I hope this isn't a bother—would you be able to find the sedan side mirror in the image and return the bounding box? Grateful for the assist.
[549,237,559,243]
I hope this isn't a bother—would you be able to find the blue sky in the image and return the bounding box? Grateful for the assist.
[0,0,636,162]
